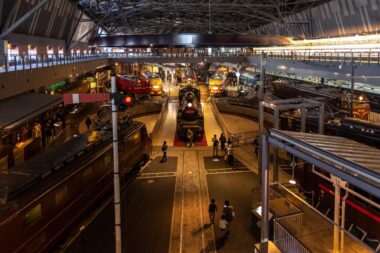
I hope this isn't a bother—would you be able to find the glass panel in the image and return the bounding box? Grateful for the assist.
[25,204,42,227]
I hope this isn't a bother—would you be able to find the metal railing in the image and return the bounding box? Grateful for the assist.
[274,221,312,253]
[210,98,259,146]
[150,98,169,141]
[0,52,251,73]
[252,51,380,65]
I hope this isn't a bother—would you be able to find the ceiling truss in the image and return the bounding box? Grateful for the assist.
[73,0,330,36]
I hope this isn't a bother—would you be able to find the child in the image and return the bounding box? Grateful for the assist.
[219,214,228,237]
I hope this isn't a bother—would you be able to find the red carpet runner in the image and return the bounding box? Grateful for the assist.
[173,134,208,147]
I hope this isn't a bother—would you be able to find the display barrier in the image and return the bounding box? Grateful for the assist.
[150,98,169,141]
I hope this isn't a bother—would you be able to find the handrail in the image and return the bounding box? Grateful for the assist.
[210,98,231,139]
[251,50,380,65]
[0,52,250,73]
[150,98,169,141]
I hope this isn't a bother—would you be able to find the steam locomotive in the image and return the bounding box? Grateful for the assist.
[176,85,204,140]
[0,120,152,252]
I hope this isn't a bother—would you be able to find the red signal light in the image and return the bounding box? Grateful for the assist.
[124,96,133,105]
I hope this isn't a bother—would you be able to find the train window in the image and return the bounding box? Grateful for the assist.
[25,204,42,228]
[104,153,112,166]
[55,186,68,206]
[83,166,93,183]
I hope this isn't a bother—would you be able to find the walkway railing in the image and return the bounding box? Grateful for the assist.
[252,51,380,65]
[150,98,169,141]
[274,221,312,253]
[210,98,258,146]
[0,52,250,73]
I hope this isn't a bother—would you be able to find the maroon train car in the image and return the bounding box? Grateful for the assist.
[0,121,151,252]
[116,74,151,95]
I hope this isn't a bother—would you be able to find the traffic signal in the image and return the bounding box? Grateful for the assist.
[117,92,135,111]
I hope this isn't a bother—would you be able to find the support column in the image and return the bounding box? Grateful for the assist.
[260,135,270,253]
[0,40,7,68]
[350,61,355,117]
[258,101,264,185]
[333,177,341,253]
[301,108,307,133]
[259,52,265,99]
[318,103,325,134]
[273,108,279,182]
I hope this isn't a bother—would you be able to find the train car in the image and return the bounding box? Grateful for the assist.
[143,72,163,95]
[116,74,151,96]
[239,69,260,87]
[176,68,198,85]
[209,69,228,96]
[0,120,152,253]
[176,85,204,140]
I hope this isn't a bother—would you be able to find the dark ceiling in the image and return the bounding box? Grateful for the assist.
[73,0,330,35]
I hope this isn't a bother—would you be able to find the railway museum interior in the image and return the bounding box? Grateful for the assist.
[0,0,380,253]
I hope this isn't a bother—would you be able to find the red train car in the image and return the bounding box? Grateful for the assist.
[0,121,152,252]
[116,74,151,95]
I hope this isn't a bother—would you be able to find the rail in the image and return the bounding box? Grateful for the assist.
[210,98,230,139]
[210,98,259,146]
[274,220,312,253]
[0,52,249,73]
[252,51,380,65]
[150,98,169,141]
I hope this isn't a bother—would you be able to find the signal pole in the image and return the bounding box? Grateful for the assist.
[111,73,122,253]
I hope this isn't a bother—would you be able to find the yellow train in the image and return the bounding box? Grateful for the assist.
[209,68,228,96]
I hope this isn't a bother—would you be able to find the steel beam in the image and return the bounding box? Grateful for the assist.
[0,0,50,39]
[268,136,380,198]
[260,134,270,253]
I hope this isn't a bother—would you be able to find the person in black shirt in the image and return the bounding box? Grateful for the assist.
[219,133,226,152]
[160,141,168,163]
[208,198,217,224]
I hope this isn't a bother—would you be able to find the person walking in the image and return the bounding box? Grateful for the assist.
[85,116,92,131]
[208,199,218,224]
[219,214,228,238]
[187,129,194,147]
[160,141,168,163]
[223,200,235,237]
[227,144,234,167]
[212,134,219,157]
[219,133,226,152]
[253,137,259,157]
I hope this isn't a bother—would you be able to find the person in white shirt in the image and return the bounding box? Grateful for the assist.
[219,214,228,238]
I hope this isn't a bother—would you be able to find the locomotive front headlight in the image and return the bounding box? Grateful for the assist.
[153,85,160,89]
[187,102,192,107]
[212,86,219,90]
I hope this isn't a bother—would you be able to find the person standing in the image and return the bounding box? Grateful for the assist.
[187,129,194,147]
[212,134,219,157]
[227,144,234,167]
[85,116,92,131]
[219,133,226,152]
[223,200,235,237]
[161,141,168,163]
[253,137,259,157]
[208,199,217,224]
[227,137,232,147]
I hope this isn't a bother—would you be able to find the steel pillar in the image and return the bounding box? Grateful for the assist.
[273,108,279,182]
[318,103,325,134]
[111,75,122,253]
[350,61,355,117]
[301,108,307,132]
[333,178,341,253]
[258,101,264,185]
[260,135,270,253]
